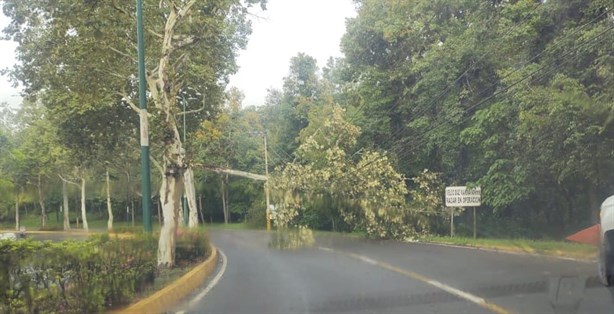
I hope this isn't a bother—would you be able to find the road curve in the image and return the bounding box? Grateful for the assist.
[175,229,614,314]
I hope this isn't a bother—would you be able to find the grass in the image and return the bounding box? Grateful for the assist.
[204,222,255,230]
[422,235,598,260]
[0,214,137,231]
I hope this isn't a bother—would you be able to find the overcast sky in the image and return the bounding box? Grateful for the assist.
[0,0,356,109]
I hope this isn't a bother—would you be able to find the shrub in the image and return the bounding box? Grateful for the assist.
[175,229,211,266]
[0,234,157,313]
[112,226,145,234]
[245,202,266,228]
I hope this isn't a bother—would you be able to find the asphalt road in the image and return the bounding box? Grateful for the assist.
[176,229,614,314]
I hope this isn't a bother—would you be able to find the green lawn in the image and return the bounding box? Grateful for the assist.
[422,235,598,260]
[204,222,255,230]
[1,214,136,231]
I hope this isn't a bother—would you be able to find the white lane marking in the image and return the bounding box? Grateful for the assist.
[426,279,486,305]
[358,255,378,265]
[176,249,228,314]
[317,246,509,314]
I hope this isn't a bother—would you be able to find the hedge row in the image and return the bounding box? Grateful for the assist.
[0,230,210,313]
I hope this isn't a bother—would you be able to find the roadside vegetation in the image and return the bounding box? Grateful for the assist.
[0,229,210,313]
[423,236,597,260]
[0,0,612,267]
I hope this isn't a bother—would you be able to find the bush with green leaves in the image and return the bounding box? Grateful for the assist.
[269,105,417,239]
[175,229,211,266]
[0,234,157,313]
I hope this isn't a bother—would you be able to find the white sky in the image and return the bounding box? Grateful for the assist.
[229,0,357,107]
[0,0,357,109]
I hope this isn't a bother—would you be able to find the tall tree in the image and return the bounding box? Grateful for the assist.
[3,0,266,266]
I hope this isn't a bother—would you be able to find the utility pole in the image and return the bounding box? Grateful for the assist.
[136,0,152,233]
[248,131,271,231]
[264,133,271,232]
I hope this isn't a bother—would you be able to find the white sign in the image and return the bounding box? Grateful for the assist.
[445,186,481,207]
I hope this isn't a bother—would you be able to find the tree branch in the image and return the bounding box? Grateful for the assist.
[192,163,268,181]
[58,174,79,187]
[178,0,198,19]
[109,46,136,62]
[150,156,165,176]
[173,35,199,51]
[176,100,205,116]
[117,92,142,115]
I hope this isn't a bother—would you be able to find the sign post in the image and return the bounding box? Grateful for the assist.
[445,186,481,238]
[473,207,476,239]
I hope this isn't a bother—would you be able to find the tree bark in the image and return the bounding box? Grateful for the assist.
[198,194,204,225]
[62,180,70,230]
[106,169,113,231]
[184,167,199,227]
[37,174,47,228]
[80,178,89,231]
[131,197,135,227]
[178,200,184,226]
[157,199,161,226]
[15,194,19,231]
[157,173,184,267]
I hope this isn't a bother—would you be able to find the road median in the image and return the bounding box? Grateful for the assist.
[115,245,219,314]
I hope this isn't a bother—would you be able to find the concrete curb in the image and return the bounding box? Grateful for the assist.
[416,240,595,263]
[115,245,219,314]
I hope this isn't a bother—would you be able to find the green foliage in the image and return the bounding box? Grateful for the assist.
[269,226,315,250]
[336,0,614,238]
[175,229,211,266]
[245,203,266,228]
[270,104,415,239]
[0,235,157,313]
[408,169,448,235]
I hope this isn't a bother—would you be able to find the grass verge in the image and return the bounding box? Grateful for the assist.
[205,222,254,230]
[0,215,136,231]
[421,235,598,260]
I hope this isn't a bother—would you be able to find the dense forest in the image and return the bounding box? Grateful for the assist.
[1,0,613,240]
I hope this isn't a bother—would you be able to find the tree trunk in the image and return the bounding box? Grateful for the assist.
[225,173,230,223]
[156,199,161,226]
[198,194,204,225]
[132,197,136,227]
[80,178,89,231]
[106,169,113,231]
[62,180,70,230]
[15,194,19,231]
[37,174,47,228]
[157,173,184,267]
[184,167,199,228]
[178,200,184,226]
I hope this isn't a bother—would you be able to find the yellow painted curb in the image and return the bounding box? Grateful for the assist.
[114,245,218,314]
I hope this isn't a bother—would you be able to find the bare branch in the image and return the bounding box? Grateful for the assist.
[58,174,79,187]
[178,0,198,19]
[110,0,133,18]
[192,163,267,181]
[176,88,206,116]
[173,35,199,50]
[109,47,136,62]
[176,103,205,116]
[148,29,164,39]
[150,156,165,176]
[117,92,142,114]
